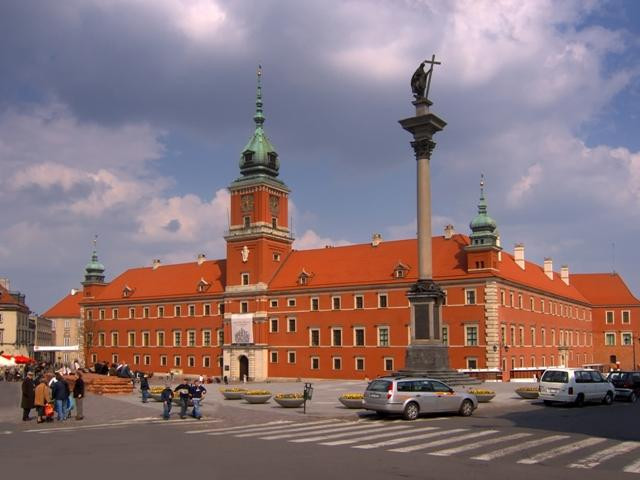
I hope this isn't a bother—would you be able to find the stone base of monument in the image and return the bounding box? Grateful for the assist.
[397,344,482,386]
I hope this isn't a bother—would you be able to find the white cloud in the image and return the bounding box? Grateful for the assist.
[293,230,351,250]
[507,163,542,207]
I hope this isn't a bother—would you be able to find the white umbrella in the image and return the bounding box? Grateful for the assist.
[0,355,16,367]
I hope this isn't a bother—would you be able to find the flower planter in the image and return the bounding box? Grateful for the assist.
[339,397,364,409]
[221,389,247,400]
[515,389,539,399]
[242,394,272,404]
[474,394,495,403]
[274,397,305,408]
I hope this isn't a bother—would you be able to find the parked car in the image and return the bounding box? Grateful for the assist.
[606,371,640,403]
[539,368,615,407]
[363,376,478,420]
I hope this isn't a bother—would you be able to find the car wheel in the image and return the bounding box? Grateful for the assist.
[543,400,553,406]
[630,392,638,403]
[602,391,613,405]
[402,402,419,421]
[459,399,474,417]
[574,394,585,408]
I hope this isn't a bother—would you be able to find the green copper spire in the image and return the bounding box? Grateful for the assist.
[469,174,499,247]
[83,235,106,285]
[239,65,280,177]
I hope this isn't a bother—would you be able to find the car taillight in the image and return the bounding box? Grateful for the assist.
[568,387,574,395]
[387,386,393,399]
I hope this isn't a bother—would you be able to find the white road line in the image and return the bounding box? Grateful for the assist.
[517,437,608,465]
[290,424,409,443]
[568,441,640,469]
[232,420,343,438]
[321,427,415,446]
[186,420,293,435]
[623,457,640,474]
[389,430,498,453]
[260,422,381,440]
[354,428,463,450]
[471,435,569,461]
[1,431,13,435]
[152,419,222,425]
[429,433,533,457]
[25,421,137,433]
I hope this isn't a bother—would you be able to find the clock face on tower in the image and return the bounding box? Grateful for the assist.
[269,195,279,215]
[241,194,254,213]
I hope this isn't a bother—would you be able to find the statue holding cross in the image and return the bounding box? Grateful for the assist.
[411,54,441,101]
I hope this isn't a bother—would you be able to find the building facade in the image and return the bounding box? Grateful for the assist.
[45,73,640,381]
[0,279,33,357]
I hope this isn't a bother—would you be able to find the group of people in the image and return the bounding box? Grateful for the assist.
[21,371,85,423]
[153,378,207,420]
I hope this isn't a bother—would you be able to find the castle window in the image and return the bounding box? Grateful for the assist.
[622,311,631,324]
[204,304,211,316]
[270,299,278,308]
[202,330,211,347]
[287,317,297,333]
[243,216,251,228]
[240,301,249,313]
[475,261,485,269]
[122,285,134,298]
[188,305,195,316]
[287,298,296,307]
[355,357,365,371]
[384,357,394,371]
[174,305,182,317]
[311,297,319,311]
[241,273,250,285]
[287,351,296,364]
[332,357,342,370]
[393,262,409,279]
[311,357,319,370]
[465,289,476,305]
[273,253,281,262]
[243,152,253,164]
[354,295,364,309]
[272,217,277,229]
[270,351,278,363]
[354,327,365,346]
[143,307,149,318]
[268,152,277,169]
[158,306,164,318]
[310,329,320,346]
[466,357,478,369]
[112,308,118,320]
[160,355,167,367]
[464,325,478,346]
[442,326,449,345]
[157,331,165,346]
[332,296,341,310]
[331,328,342,346]
[378,293,388,308]
[605,311,614,324]
[129,308,135,319]
[270,318,278,333]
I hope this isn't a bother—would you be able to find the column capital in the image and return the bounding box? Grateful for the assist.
[410,139,436,160]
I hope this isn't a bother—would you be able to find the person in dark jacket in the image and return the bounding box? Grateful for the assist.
[160,384,174,420]
[174,379,191,419]
[21,371,35,421]
[73,372,85,420]
[51,372,68,421]
[140,374,150,403]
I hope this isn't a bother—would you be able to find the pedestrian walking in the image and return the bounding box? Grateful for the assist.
[34,376,51,423]
[174,378,191,419]
[21,371,35,421]
[51,372,68,420]
[140,374,150,403]
[190,380,206,420]
[73,372,85,420]
[160,384,174,420]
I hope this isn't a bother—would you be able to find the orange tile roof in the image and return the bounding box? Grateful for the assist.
[43,291,82,318]
[270,235,588,302]
[571,273,640,306]
[0,283,27,308]
[89,259,226,303]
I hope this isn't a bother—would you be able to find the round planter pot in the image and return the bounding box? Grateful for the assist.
[339,397,364,409]
[516,390,539,399]
[242,394,272,404]
[221,390,246,400]
[149,393,163,402]
[473,394,495,403]
[274,397,305,408]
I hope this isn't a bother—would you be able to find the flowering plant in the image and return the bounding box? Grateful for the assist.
[340,393,364,400]
[275,392,304,399]
[468,389,495,395]
[244,390,271,395]
[515,387,539,392]
[220,387,248,393]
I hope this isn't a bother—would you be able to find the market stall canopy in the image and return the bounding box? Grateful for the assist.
[0,355,16,366]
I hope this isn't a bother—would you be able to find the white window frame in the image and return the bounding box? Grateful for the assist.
[187,356,195,368]
[128,331,135,347]
[354,295,364,309]
[174,305,182,317]
[143,355,151,366]
[270,351,278,363]
[310,356,319,370]
[604,332,616,346]
[622,332,633,346]
[188,304,195,316]
[241,273,250,285]
[309,328,320,347]
[173,330,182,347]
[160,355,167,367]
[442,325,449,345]
[377,326,390,347]
[202,329,211,347]
[605,310,614,324]
[310,297,319,311]
[353,327,365,346]
[331,327,343,347]
[466,357,478,369]
[157,330,165,347]
[270,299,278,308]
[355,357,365,371]
[332,296,341,310]
[287,351,296,364]
[173,355,181,367]
[378,293,388,308]
[465,289,477,305]
[332,356,342,370]
[287,298,296,307]
[240,301,249,313]
[142,331,150,347]
[129,308,135,319]
[464,324,478,346]
[204,304,211,316]
[187,329,196,347]
[269,317,279,333]
[287,317,297,333]
[202,356,211,368]
[384,357,394,371]
[158,306,165,318]
[622,310,631,324]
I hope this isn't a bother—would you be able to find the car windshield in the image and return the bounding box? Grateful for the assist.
[367,380,392,392]
[608,372,627,381]
[541,370,568,383]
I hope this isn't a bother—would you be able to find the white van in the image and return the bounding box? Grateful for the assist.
[539,368,615,407]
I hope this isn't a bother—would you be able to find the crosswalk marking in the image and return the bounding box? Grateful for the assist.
[623,457,640,474]
[261,422,382,440]
[471,435,569,461]
[429,432,533,457]
[389,430,498,453]
[233,420,344,438]
[354,428,463,450]
[290,424,410,443]
[517,437,608,465]
[568,441,640,469]
[321,426,416,446]
[185,420,292,435]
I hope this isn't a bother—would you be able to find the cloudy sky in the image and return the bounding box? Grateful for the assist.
[1,0,639,313]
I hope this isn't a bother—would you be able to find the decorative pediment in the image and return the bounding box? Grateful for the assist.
[392,261,410,279]
[297,268,314,286]
[122,285,135,298]
[197,277,211,293]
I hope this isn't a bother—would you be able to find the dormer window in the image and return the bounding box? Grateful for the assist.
[268,152,277,169]
[243,152,253,164]
[298,269,313,286]
[197,277,210,293]
[393,262,410,279]
[122,285,134,298]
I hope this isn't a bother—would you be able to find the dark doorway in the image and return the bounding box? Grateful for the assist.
[239,355,249,381]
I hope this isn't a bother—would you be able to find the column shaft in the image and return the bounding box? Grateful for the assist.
[417,156,432,280]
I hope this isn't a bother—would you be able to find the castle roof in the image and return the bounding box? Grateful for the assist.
[43,291,82,318]
[571,273,640,306]
[0,283,27,309]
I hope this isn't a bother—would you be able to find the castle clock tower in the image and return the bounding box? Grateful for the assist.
[225,66,293,292]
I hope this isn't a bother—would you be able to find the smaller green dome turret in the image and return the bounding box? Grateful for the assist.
[83,235,105,285]
[469,175,499,247]
[239,65,280,178]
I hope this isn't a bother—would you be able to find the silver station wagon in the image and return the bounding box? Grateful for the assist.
[363,376,478,420]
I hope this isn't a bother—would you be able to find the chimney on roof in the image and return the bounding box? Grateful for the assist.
[561,265,569,285]
[70,288,78,296]
[544,258,553,280]
[197,253,206,266]
[0,278,10,290]
[152,259,161,270]
[444,224,455,240]
[514,243,525,270]
[371,233,382,247]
